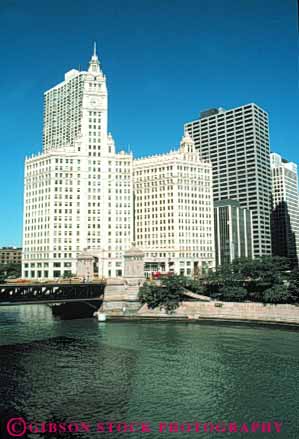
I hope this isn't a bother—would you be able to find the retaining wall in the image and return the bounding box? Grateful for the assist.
[137,301,299,325]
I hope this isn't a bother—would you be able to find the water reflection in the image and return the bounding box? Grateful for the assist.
[0,306,298,438]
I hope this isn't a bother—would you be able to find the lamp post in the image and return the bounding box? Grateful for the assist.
[101,248,105,279]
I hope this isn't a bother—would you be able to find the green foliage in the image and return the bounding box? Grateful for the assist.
[220,285,248,302]
[213,257,288,285]
[287,270,299,302]
[0,263,21,280]
[138,275,184,313]
[262,284,291,304]
[203,256,292,301]
[180,277,206,295]
[231,256,289,278]
[63,271,74,279]
[138,258,298,307]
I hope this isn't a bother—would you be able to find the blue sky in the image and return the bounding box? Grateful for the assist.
[0,0,298,246]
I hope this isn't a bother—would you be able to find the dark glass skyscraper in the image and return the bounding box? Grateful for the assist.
[214,199,253,266]
[271,153,299,267]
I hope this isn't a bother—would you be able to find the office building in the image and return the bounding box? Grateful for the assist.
[0,247,22,266]
[22,46,133,279]
[133,133,215,276]
[185,103,272,258]
[214,200,253,266]
[270,153,299,266]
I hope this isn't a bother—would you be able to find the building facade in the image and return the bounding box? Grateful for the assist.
[22,47,133,279]
[185,104,272,258]
[270,153,299,266]
[0,247,22,265]
[214,200,253,266]
[133,133,215,277]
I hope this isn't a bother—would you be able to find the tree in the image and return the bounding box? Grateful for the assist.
[138,276,185,313]
[204,263,243,298]
[230,256,288,286]
[0,263,21,280]
[203,256,293,302]
[262,284,292,304]
[182,277,207,295]
[139,258,297,307]
[220,285,248,302]
[287,270,299,303]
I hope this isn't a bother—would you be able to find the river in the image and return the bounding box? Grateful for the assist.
[0,305,298,438]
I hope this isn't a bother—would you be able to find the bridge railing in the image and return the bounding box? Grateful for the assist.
[0,283,105,303]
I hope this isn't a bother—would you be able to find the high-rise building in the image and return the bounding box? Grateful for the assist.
[270,153,299,266]
[214,200,253,266]
[22,46,133,279]
[185,103,272,258]
[133,133,215,277]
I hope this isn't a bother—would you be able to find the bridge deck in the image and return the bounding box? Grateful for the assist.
[0,282,105,305]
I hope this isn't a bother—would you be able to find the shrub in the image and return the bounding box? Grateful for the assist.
[288,270,299,303]
[181,277,206,295]
[138,277,184,313]
[220,285,248,302]
[262,284,291,304]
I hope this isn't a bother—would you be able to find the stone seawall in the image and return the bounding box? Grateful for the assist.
[137,301,299,325]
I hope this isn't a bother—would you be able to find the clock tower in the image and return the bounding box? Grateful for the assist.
[82,43,108,156]
[23,45,134,280]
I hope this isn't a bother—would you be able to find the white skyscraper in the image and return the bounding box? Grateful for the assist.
[133,133,215,276]
[270,152,299,266]
[22,46,133,279]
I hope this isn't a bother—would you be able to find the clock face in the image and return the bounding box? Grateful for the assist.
[89,96,105,108]
[90,98,98,107]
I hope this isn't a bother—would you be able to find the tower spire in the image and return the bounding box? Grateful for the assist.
[180,131,195,153]
[89,41,101,74]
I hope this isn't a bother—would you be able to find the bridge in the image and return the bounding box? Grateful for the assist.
[0,282,105,305]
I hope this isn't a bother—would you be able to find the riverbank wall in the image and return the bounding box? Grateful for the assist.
[136,301,299,325]
[101,279,299,326]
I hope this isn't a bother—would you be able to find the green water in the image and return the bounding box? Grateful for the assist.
[0,305,298,438]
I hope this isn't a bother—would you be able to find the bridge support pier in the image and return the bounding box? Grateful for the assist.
[100,278,142,317]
